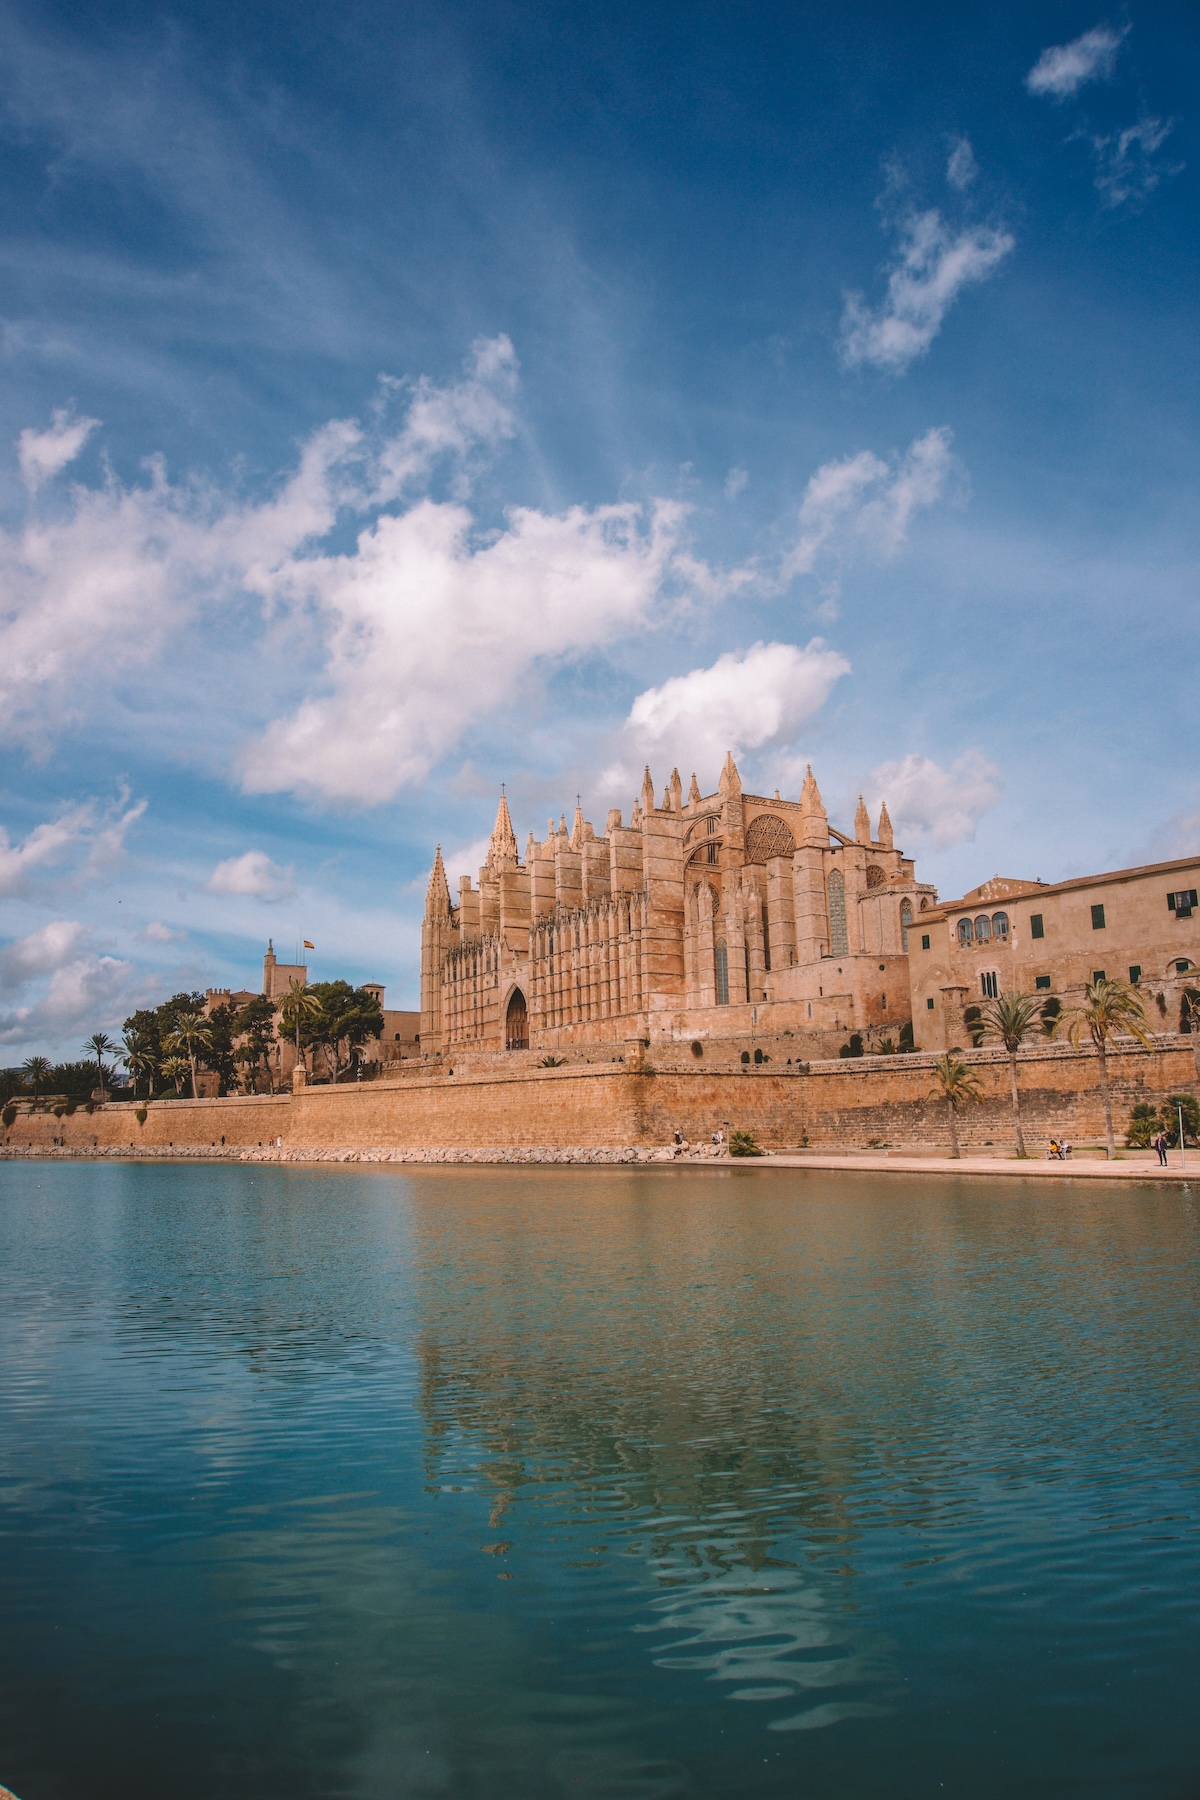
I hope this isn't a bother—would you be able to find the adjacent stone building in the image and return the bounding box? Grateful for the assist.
[907,858,1200,1051]
[421,755,936,1059]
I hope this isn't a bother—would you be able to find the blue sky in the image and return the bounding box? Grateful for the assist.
[1,0,1197,1056]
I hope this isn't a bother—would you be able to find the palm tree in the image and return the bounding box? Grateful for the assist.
[1053,976,1154,1159]
[165,1016,213,1100]
[974,990,1044,1157]
[929,1052,983,1159]
[160,1054,191,1096]
[279,979,322,1078]
[21,1054,51,1102]
[85,1031,116,1094]
[123,1029,157,1099]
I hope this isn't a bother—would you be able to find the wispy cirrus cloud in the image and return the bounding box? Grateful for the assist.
[0,791,145,897]
[946,137,978,192]
[1089,116,1181,208]
[839,209,1014,374]
[785,427,958,579]
[17,406,100,491]
[1026,24,1126,99]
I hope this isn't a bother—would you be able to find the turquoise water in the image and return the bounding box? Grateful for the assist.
[1,1164,1199,1798]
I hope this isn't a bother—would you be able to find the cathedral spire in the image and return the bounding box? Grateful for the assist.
[799,763,826,818]
[425,845,452,918]
[641,765,656,814]
[571,795,584,849]
[488,788,518,868]
[668,768,682,815]
[877,800,894,850]
[718,751,741,797]
[688,771,702,808]
[854,794,872,844]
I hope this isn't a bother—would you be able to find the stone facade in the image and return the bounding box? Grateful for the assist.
[909,858,1200,1052]
[421,756,936,1060]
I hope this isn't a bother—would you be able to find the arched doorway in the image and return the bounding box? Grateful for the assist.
[505,988,528,1050]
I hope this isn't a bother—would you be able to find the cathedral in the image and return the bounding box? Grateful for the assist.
[420,755,936,1060]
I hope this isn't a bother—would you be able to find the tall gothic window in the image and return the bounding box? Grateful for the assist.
[900,898,913,953]
[761,902,771,972]
[827,870,848,957]
[715,942,729,1005]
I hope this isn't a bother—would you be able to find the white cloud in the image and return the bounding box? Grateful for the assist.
[373,334,518,501]
[1090,117,1180,207]
[0,919,132,1050]
[241,494,692,805]
[0,919,86,985]
[0,339,519,756]
[785,428,957,577]
[0,792,145,897]
[17,406,100,491]
[946,137,978,191]
[839,209,1013,375]
[865,751,1001,849]
[0,338,710,804]
[207,850,295,901]
[1026,25,1125,99]
[621,640,851,789]
[441,835,493,887]
[724,466,748,499]
[138,920,187,944]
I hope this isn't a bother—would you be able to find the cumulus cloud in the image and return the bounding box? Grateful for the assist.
[865,751,1001,850]
[0,919,131,1049]
[0,337,713,804]
[17,406,100,491]
[839,210,1014,374]
[1090,117,1180,207]
[946,137,978,191]
[1026,24,1125,99]
[241,495,691,805]
[620,640,850,790]
[138,920,187,944]
[206,850,295,901]
[0,791,145,897]
[785,428,957,577]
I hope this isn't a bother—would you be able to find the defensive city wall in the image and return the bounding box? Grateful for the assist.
[5,1035,1198,1157]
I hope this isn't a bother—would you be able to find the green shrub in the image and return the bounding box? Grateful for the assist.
[53,1101,67,1118]
[838,1033,864,1059]
[1165,1093,1200,1146]
[136,1106,148,1126]
[729,1129,764,1157]
[1126,1102,1159,1147]
[2,1103,16,1128]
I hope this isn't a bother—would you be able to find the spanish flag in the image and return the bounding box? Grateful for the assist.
[303,940,315,950]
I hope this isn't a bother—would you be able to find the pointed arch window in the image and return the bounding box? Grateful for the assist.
[900,898,913,953]
[827,870,848,957]
[505,989,528,1051]
[715,942,730,1006]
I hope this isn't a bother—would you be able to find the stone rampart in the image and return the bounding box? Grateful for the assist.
[4,1036,1198,1157]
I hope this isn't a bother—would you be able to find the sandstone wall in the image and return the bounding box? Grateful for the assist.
[4,1036,1198,1156]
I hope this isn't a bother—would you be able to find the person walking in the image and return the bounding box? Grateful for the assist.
[1155,1128,1169,1167]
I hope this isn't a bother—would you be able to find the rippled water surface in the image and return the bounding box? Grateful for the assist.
[2,1162,1199,1799]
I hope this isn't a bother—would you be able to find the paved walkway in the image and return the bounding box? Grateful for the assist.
[758,1149,1196,1181]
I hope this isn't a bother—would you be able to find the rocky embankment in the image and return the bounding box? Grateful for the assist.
[1,1142,730,1164]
